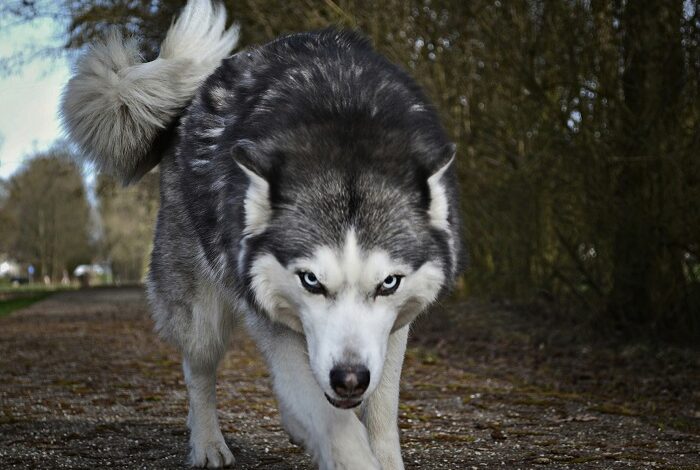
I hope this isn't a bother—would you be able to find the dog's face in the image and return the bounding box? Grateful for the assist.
[249,228,445,408]
[235,134,460,408]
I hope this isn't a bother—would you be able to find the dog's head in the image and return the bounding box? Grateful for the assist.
[208,30,463,407]
[234,128,461,408]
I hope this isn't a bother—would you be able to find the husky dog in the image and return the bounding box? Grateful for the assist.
[62,0,462,468]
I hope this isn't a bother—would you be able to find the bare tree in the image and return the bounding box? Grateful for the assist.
[96,172,159,283]
[0,177,11,255]
[4,148,92,281]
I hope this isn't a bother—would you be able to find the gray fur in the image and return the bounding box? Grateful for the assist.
[62,1,463,468]
[61,0,238,184]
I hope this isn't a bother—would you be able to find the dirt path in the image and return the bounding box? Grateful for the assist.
[0,287,698,469]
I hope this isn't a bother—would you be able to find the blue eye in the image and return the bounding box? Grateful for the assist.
[382,276,398,289]
[302,272,318,286]
[298,271,324,294]
[377,275,402,296]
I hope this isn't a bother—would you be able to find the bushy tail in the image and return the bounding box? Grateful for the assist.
[61,0,239,183]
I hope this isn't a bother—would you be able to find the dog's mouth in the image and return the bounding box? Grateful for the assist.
[325,393,362,409]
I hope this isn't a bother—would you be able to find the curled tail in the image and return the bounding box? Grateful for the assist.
[61,0,239,184]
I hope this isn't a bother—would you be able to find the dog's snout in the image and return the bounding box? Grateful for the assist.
[330,365,370,398]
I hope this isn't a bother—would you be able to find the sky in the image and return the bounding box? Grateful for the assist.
[0,16,71,179]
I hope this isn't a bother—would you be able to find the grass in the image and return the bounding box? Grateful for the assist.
[0,283,77,294]
[0,292,52,317]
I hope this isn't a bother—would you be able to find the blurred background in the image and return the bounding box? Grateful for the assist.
[0,0,698,340]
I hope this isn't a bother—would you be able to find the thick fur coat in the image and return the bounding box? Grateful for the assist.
[62,1,463,468]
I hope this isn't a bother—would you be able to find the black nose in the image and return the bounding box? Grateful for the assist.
[330,365,370,398]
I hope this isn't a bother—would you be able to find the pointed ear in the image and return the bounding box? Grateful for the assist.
[426,143,456,230]
[231,140,267,177]
[430,143,456,174]
[232,142,272,236]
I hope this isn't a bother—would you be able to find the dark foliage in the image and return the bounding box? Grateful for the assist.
[2,0,698,336]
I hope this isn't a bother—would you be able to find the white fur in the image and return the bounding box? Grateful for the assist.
[302,287,393,401]
[426,156,454,231]
[203,127,225,138]
[238,164,272,236]
[209,86,230,108]
[159,0,239,64]
[184,227,444,469]
[248,253,303,332]
[392,261,445,332]
[245,314,381,470]
[69,2,452,468]
[61,0,239,183]
[427,156,459,277]
[249,228,444,404]
[184,359,235,468]
[361,326,409,470]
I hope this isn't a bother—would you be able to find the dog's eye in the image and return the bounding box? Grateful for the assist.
[298,271,325,294]
[376,275,402,296]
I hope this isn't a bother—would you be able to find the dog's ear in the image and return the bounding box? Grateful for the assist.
[231,140,268,177]
[426,143,456,230]
[429,142,456,174]
[232,141,272,236]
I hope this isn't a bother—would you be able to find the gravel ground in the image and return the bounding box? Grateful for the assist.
[0,287,698,469]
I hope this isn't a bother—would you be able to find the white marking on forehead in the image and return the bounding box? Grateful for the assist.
[295,228,411,293]
[342,229,362,284]
[311,246,341,287]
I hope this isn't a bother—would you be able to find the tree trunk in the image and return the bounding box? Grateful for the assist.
[607,1,685,330]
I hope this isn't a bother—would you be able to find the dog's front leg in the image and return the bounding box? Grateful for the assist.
[178,285,236,468]
[251,324,380,470]
[360,325,409,470]
[183,358,234,468]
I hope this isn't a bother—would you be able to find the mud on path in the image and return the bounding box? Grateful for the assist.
[0,287,698,469]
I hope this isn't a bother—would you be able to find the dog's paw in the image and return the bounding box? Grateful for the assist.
[280,410,307,448]
[374,450,404,470]
[329,441,381,470]
[189,436,235,468]
[333,456,381,470]
[372,441,404,470]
